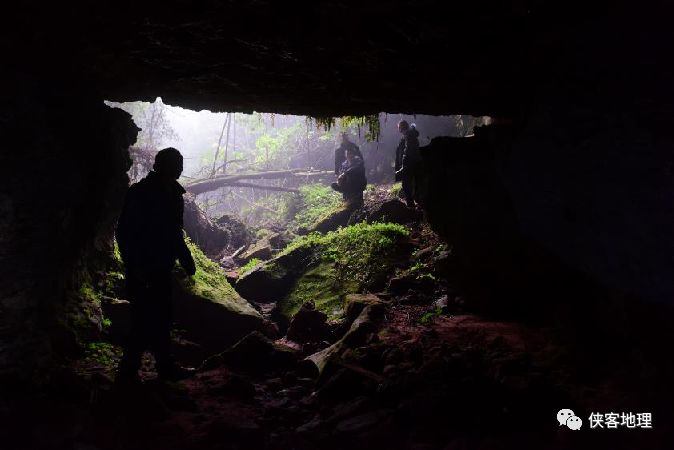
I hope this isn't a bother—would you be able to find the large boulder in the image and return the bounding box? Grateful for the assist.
[238,238,273,263]
[201,331,299,375]
[348,198,423,226]
[238,223,411,323]
[235,244,315,303]
[310,207,355,234]
[286,302,331,344]
[171,240,267,356]
[183,194,230,258]
[363,199,422,225]
[216,214,254,251]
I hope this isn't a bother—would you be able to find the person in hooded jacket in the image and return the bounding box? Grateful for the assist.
[394,120,420,207]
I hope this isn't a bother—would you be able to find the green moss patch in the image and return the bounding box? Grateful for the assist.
[277,222,410,320]
[179,239,259,316]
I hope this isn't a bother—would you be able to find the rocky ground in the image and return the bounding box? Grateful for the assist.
[2,187,672,450]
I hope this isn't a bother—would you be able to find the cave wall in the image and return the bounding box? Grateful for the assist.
[0,79,138,384]
[419,5,674,311]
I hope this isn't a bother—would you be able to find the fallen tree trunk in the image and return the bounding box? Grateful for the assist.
[225,182,299,193]
[185,169,333,195]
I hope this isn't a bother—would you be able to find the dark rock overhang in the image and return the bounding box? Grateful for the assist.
[5,0,657,117]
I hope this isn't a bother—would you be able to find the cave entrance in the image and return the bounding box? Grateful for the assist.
[75,92,561,449]
[105,98,486,262]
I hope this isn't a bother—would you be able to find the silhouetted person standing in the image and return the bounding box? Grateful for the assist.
[395,120,420,207]
[115,147,196,382]
[334,132,362,175]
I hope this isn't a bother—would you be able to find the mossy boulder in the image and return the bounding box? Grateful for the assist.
[235,244,315,303]
[310,206,357,234]
[173,240,266,354]
[238,222,411,322]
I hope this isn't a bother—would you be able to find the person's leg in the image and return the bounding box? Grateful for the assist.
[145,272,174,376]
[117,274,149,381]
[146,272,195,380]
[402,174,416,207]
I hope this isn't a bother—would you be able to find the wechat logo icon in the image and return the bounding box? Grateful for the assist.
[558,409,583,430]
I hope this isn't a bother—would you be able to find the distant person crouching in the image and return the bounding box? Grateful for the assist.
[331,146,367,207]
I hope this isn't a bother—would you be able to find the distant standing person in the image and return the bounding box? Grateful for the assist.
[395,120,420,207]
[331,146,367,206]
[115,147,196,382]
[335,132,363,175]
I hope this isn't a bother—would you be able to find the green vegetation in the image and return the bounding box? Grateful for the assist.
[239,257,262,275]
[420,306,443,325]
[278,222,410,319]
[287,184,344,231]
[179,238,258,315]
[308,114,382,141]
[409,261,436,281]
[390,182,403,197]
[83,342,122,367]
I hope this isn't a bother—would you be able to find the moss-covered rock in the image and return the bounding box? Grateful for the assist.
[309,207,357,234]
[235,244,315,303]
[238,222,411,321]
[173,239,265,354]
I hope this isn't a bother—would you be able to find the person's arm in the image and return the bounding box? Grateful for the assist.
[175,194,196,275]
[402,133,420,168]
